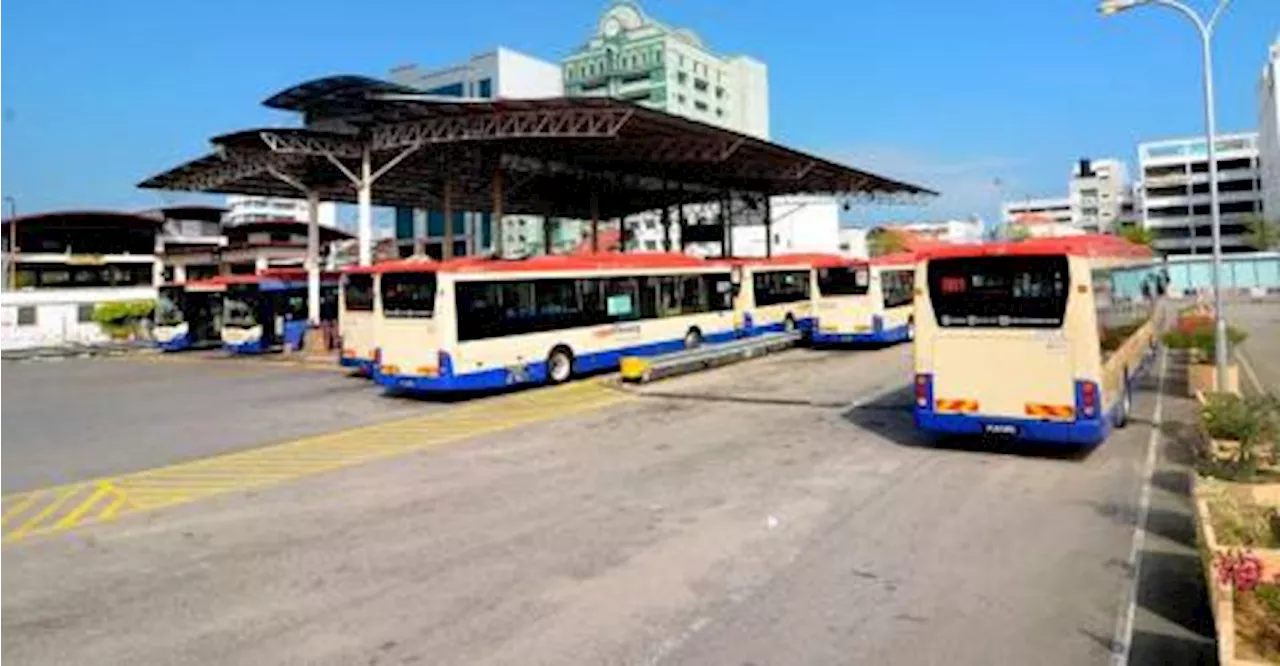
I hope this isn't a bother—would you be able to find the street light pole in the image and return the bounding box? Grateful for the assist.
[1099,0,1233,391]
[4,196,16,290]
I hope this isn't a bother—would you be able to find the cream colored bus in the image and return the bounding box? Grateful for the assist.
[338,265,378,375]
[728,256,821,336]
[811,253,915,344]
[372,253,737,392]
[913,235,1159,445]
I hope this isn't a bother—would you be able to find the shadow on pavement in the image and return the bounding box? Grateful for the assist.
[840,386,1094,462]
[1129,630,1217,666]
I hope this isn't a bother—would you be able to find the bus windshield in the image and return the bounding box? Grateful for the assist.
[343,274,374,311]
[223,292,258,327]
[927,255,1069,328]
[156,288,185,326]
[816,266,869,296]
[382,273,437,318]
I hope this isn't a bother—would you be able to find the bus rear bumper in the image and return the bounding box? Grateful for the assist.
[914,410,1109,446]
[224,339,268,354]
[340,356,374,374]
[157,334,193,352]
[812,324,910,345]
[373,368,510,393]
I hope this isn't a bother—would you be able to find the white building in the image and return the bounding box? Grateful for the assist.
[1002,196,1073,226]
[1139,132,1263,254]
[225,195,340,228]
[894,218,985,244]
[2,211,163,350]
[563,1,769,139]
[1260,39,1279,220]
[837,228,869,258]
[1069,157,1131,233]
[730,196,841,257]
[389,47,565,258]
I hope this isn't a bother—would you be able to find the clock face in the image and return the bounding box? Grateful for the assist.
[603,17,621,37]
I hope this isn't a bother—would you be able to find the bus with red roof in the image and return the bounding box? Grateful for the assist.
[810,253,915,344]
[913,235,1161,445]
[371,253,737,392]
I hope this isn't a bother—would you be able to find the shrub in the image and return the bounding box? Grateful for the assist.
[1199,392,1280,478]
[91,300,155,338]
[1161,322,1247,360]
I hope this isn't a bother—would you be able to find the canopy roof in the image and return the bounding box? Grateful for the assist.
[140,76,936,219]
[3,210,164,230]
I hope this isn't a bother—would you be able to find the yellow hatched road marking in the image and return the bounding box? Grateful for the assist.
[2,379,629,544]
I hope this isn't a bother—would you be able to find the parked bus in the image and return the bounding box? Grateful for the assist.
[372,254,737,392]
[222,270,339,354]
[339,264,379,374]
[728,255,820,336]
[811,253,916,344]
[913,235,1159,445]
[153,280,225,352]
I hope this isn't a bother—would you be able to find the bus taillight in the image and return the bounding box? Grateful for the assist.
[915,374,932,408]
[1077,380,1099,419]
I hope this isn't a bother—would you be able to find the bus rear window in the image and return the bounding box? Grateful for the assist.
[381,273,437,318]
[342,274,374,311]
[927,256,1069,328]
[816,266,869,296]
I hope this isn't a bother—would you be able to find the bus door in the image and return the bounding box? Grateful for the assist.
[925,255,1077,421]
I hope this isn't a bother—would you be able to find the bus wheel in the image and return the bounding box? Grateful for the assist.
[783,315,797,333]
[906,319,915,341]
[684,328,703,349]
[1115,372,1132,429]
[546,346,574,384]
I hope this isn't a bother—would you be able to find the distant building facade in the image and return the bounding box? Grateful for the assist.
[225,195,339,228]
[1069,158,1131,233]
[388,47,564,258]
[1138,133,1262,254]
[1260,39,1279,221]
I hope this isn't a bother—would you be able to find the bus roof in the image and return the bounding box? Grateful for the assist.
[868,251,918,266]
[717,253,864,269]
[372,252,716,275]
[921,235,1153,261]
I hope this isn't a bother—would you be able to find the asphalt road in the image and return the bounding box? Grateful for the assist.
[1227,298,1280,395]
[2,343,1199,665]
[1,356,430,492]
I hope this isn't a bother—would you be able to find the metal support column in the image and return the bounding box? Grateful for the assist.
[661,180,672,253]
[590,190,600,253]
[543,213,553,256]
[677,184,687,253]
[357,147,373,266]
[443,178,454,260]
[306,191,321,325]
[491,167,504,258]
[763,194,773,259]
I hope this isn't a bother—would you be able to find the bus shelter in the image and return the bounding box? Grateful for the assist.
[139,75,935,326]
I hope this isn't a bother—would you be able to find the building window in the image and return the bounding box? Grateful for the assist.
[477,78,492,98]
[677,71,687,84]
[677,94,686,104]
[694,79,708,91]
[644,240,658,251]
[17,306,36,326]
[715,86,725,98]
[694,100,708,111]
[77,303,95,323]
[715,108,724,117]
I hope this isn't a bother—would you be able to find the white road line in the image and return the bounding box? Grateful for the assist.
[1237,349,1266,396]
[1110,346,1167,666]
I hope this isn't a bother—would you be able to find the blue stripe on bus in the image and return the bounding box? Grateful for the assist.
[913,409,1111,446]
[811,322,911,345]
[157,333,193,352]
[375,329,739,393]
[225,339,268,354]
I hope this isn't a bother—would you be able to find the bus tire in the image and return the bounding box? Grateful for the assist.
[783,315,797,333]
[906,318,915,341]
[1115,371,1132,429]
[684,327,703,349]
[546,346,574,384]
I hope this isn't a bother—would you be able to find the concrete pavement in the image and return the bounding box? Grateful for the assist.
[1226,299,1280,395]
[2,344,1190,665]
[1,357,429,492]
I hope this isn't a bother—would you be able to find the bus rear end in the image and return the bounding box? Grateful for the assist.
[373,270,454,391]
[339,272,377,375]
[914,253,1106,445]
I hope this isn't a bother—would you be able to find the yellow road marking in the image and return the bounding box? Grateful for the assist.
[2,379,630,544]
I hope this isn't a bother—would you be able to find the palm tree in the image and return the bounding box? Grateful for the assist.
[1118,223,1154,247]
[1244,214,1280,251]
[867,228,910,257]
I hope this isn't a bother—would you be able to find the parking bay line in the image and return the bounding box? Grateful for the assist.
[1,379,632,544]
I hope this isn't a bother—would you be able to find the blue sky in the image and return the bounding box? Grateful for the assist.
[2,0,1275,228]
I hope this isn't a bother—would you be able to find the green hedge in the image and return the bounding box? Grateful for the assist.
[92,300,155,337]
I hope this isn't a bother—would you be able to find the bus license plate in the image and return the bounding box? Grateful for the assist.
[984,424,1018,436]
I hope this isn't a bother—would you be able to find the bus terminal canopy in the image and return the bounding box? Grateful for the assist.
[138,75,936,220]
